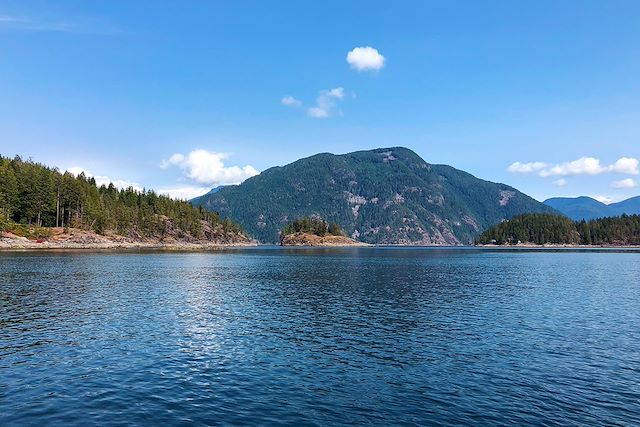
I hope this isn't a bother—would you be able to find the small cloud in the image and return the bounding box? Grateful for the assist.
[307,87,346,119]
[66,167,142,191]
[281,95,302,107]
[327,87,345,99]
[157,186,211,200]
[346,46,385,71]
[611,178,638,189]
[552,178,567,187]
[611,157,639,175]
[163,149,259,185]
[507,161,549,173]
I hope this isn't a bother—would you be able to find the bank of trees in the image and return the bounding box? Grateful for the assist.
[476,213,640,245]
[281,217,343,238]
[0,155,243,238]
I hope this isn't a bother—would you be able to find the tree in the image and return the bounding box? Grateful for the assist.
[0,160,18,220]
[329,222,342,236]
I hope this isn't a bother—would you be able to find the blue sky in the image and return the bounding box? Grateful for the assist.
[1,1,639,202]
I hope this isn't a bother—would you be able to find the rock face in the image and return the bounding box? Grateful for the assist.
[0,221,255,250]
[193,147,556,244]
[280,232,366,247]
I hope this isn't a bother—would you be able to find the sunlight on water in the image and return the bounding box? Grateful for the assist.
[1,248,640,425]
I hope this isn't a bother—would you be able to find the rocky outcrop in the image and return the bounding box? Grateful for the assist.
[280,232,367,247]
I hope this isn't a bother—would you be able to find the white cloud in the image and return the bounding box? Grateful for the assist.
[346,46,385,71]
[327,87,345,98]
[611,157,639,175]
[611,178,638,189]
[307,87,346,118]
[508,156,640,177]
[507,161,548,173]
[539,157,605,177]
[281,95,302,107]
[157,186,211,200]
[164,149,259,185]
[66,167,142,191]
[552,178,567,187]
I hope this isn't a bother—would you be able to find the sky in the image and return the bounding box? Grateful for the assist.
[1,0,640,203]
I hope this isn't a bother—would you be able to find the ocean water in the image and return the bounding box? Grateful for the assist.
[1,247,639,426]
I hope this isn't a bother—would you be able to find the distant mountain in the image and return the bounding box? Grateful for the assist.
[611,196,640,216]
[192,147,556,244]
[544,196,640,220]
[543,197,611,221]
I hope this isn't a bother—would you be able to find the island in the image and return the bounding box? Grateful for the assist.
[280,217,367,246]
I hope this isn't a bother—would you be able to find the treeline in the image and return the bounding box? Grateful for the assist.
[281,217,342,238]
[0,155,243,238]
[476,213,640,245]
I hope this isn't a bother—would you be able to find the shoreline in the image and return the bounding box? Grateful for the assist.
[0,241,258,251]
[0,226,256,251]
[476,243,640,249]
[3,242,639,251]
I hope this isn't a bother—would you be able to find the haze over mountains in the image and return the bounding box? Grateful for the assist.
[192,147,556,244]
[544,196,640,221]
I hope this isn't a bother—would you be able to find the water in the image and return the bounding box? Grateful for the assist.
[1,247,640,426]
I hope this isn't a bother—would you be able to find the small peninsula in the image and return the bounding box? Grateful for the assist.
[0,156,252,249]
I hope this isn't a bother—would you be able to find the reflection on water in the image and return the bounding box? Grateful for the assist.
[1,248,640,425]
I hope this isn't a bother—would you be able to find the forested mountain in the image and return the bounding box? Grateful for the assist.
[544,196,640,220]
[192,147,556,244]
[476,213,640,245]
[0,155,247,242]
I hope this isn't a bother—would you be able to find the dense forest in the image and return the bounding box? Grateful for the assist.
[0,155,244,240]
[281,217,342,238]
[476,213,640,245]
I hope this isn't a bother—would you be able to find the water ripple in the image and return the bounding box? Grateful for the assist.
[1,248,639,425]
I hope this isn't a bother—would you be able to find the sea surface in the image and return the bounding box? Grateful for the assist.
[1,247,640,426]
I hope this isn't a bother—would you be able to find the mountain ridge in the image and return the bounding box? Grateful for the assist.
[544,196,640,220]
[192,147,556,244]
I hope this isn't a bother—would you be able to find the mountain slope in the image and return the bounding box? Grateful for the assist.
[192,147,556,244]
[543,196,611,221]
[544,196,640,220]
[610,196,640,216]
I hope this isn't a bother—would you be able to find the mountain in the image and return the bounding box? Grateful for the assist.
[192,147,556,244]
[543,197,611,221]
[544,196,640,220]
[611,196,640,216]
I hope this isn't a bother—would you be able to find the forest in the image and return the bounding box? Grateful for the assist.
[476,213,640,245]
[0,155,243,239]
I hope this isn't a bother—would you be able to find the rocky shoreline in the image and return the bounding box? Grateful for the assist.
[0,228,256,251]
